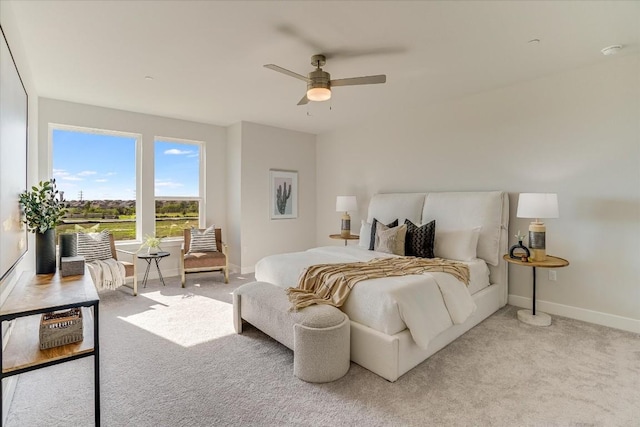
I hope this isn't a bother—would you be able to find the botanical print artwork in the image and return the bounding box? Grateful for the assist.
[270,170,298,219]
[274,177,292,215]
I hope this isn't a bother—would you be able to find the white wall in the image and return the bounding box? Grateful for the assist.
[226,122,242,271]
[37,98,228,278]
[316,54,640,332]
[0,2,40,421]
[236,121,316,273]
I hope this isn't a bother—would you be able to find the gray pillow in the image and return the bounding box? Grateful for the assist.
[369,218,398,250]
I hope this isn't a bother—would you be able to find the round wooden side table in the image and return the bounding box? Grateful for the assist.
[329,234,359,246]
[503,254,569,326]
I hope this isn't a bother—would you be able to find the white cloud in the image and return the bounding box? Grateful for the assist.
[61,176,83,181]
[164,149,192,155]
[155,180,184,189]
[95,179,108,183]
[78,170,97,176]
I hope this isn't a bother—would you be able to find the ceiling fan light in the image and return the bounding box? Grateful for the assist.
[307,87,331,102]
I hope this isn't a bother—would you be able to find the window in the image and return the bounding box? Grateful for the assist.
[154,138,203,238]
[51,125,139,241]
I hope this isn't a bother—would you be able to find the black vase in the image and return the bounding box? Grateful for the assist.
[36,229,57,274]
[509,240,531,260]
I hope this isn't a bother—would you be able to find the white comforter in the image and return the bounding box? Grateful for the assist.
[254,246,479,349]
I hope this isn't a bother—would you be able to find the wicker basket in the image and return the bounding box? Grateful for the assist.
[39,308,84,350]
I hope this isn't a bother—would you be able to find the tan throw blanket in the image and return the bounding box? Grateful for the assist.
[87,258,126,291]
[287,257,470,310]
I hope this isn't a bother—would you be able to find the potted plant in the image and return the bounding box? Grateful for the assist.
[19,179,68,274]
[140,235,163,254]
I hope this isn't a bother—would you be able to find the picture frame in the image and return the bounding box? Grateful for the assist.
[0,25,29,282]
[270,170,298,219]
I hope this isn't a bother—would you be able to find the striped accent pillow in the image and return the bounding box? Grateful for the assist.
[189,226,217,253]
[76,230,113,262]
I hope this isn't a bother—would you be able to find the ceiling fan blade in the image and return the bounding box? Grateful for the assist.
[330,75,386,87]
[264,64,309,82]
[297,94,310,106]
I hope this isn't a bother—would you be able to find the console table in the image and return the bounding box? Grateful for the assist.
[0,269,100,425]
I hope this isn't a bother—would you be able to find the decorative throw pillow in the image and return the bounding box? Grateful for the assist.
[358,220,372,248]
[369,218,398,250]
[434,227,481,261]
[76,230,113,262]
[188,225,218,253]
[404,219,436,258]
[374,223,407,255]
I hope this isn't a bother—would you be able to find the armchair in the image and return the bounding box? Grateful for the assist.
[180,228,228,286]
[111,234,139,296]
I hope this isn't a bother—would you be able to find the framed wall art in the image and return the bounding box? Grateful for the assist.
[270,170,297,219]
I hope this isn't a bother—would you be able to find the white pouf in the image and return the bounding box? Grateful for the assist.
[233,281,350,383]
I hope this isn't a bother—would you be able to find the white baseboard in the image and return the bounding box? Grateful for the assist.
[240,266,255,275]
[508,294,640,334]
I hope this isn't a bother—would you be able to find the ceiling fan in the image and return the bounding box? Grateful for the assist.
[264,54,386,105]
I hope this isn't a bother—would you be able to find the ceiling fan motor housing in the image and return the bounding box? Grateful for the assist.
[307,69,331,90]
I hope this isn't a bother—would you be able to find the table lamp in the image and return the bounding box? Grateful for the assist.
[516,193,559,261]
[336,196,357,238]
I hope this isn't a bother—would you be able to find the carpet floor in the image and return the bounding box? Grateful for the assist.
[5,273,639,426]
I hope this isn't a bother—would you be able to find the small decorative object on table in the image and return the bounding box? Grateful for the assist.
[60,255,85,277]
[509,230,530,260]
[39,308,84,350]
[140,234,163,255]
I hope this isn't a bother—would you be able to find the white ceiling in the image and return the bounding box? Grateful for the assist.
[6,1,640,135]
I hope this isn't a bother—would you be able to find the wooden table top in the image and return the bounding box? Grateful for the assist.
[1,269,98,319]
[329,234,359,240]
[503,254,569,268]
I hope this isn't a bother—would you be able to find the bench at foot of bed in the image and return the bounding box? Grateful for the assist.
[233,281,350,383]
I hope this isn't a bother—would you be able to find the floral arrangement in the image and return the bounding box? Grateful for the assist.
[140,235,163,253]
[18,179,68,234]
[515,230,526,243]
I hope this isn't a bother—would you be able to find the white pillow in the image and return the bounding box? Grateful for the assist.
[358,220,372,248]
[434,227,481,261]
[374,223,407,255]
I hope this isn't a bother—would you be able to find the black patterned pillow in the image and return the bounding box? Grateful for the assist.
[404,219,436,258]
[76,230,113,262]
[369,218,398,251]
[189,225,218,253]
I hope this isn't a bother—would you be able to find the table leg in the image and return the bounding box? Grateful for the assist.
[142,259,152,288]
[94,304,101,426]
[532,267,537,315]
[344,240,347,246]
[155,258,166,286]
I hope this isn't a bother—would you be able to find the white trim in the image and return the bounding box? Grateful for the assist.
[508,294,640,333]
[240,265,255,275]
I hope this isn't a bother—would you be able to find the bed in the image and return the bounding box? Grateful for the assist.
[255,191,509,382]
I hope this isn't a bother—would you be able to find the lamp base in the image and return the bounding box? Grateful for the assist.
[528,222,547,262]
[340,213,351,238]
[517,309,551,327]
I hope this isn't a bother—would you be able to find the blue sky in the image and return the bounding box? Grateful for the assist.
[52,129,199,200]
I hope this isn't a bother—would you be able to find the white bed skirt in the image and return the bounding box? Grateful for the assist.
[350,282,503,382]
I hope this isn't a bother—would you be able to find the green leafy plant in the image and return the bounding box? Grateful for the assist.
[140,234,162,252]
[18,179,68,234]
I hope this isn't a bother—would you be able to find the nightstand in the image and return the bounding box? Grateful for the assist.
[329,234,359,246]
[503,254,569,326]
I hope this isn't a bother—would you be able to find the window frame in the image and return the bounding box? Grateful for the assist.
[153,136,205,241]
[48,123,142,243]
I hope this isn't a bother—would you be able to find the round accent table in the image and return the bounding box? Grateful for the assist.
[329,234,359,246]
[503,254,569,326]
[138,251,170,288]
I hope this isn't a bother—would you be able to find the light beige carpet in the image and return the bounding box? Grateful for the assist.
[5,273,639,426]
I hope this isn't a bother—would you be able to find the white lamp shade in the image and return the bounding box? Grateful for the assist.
[336,195,357,212]
[516,193,559,219]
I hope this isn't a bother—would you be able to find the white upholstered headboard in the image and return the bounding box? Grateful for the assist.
[367,191,509,305]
